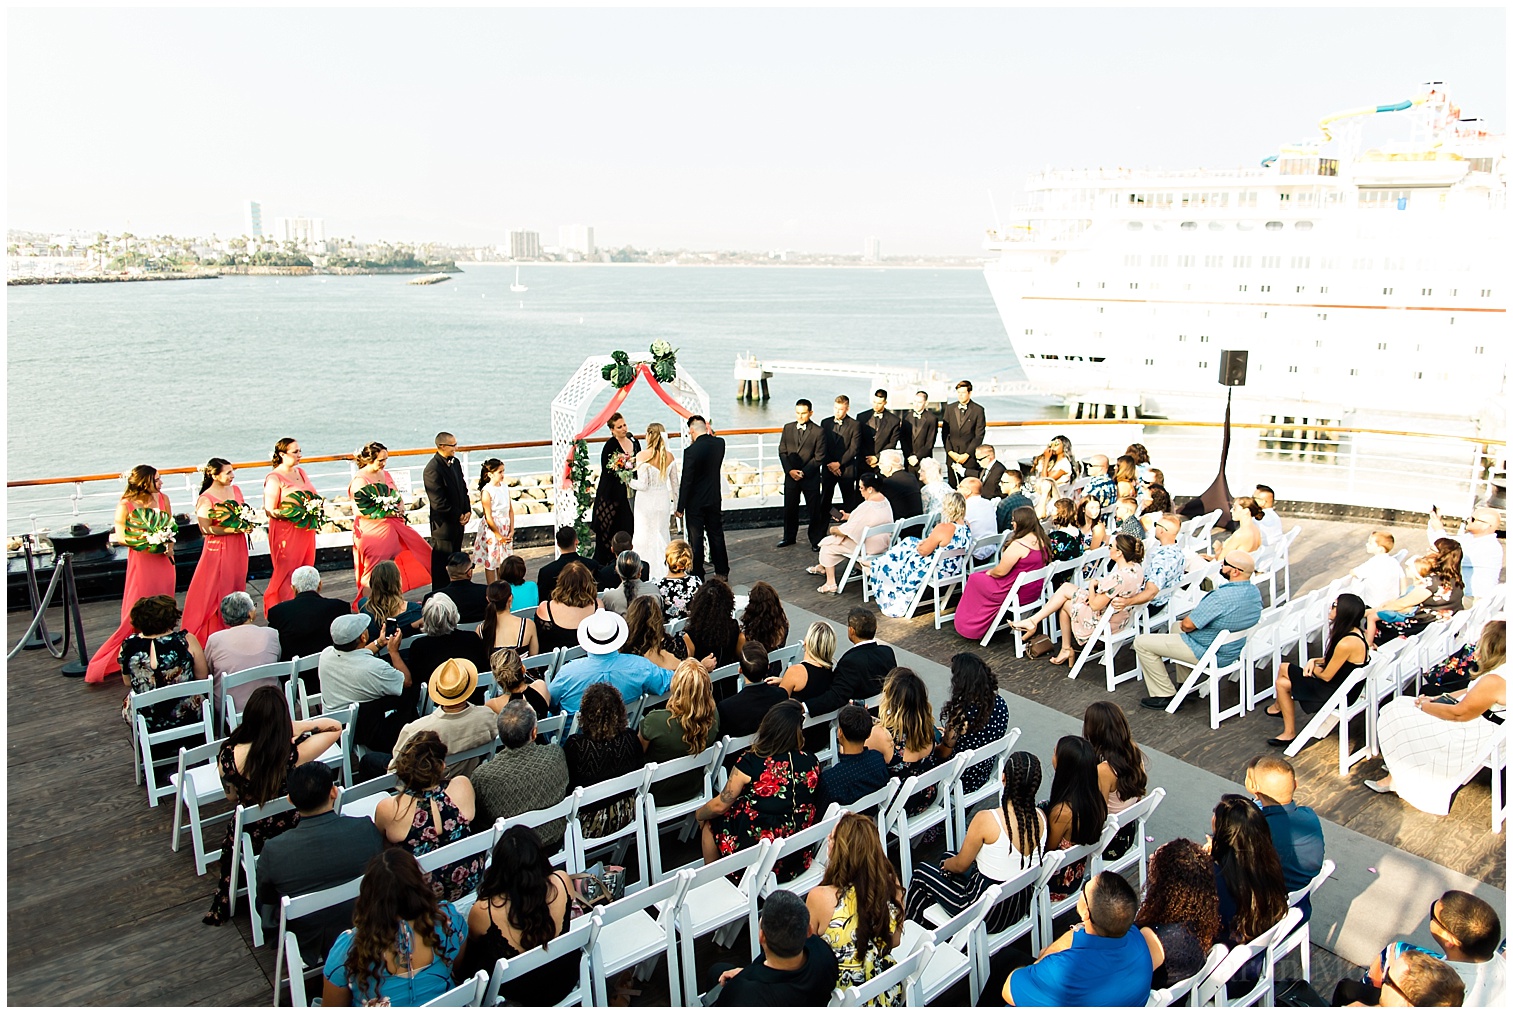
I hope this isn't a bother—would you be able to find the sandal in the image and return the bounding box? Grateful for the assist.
[1264,706,1282,717]
[816,584,839,595]
[1050,650,1076,666]
[805,565,825,576]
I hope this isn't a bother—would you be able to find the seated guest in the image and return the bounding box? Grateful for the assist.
[1134,839,1220,990]
[563,682,644,838]
[953,506,1052,642]
[373,732,482,903]
[1127,442,1154,478]
[680,577,745,667]
[1032,477,1060,519]
[1345,948,1467,1007]
[960,476,1000,561]
[422,552,488,623]
[1201,499,1265,562]
[1081,454,1116,508]
[804,606,897,716]
[268,565,351,668]
[709,889,840,1006]
[639,658,722,802]
[404,594,491,697]
[1351,532,1407,608]
[318,613,417,756]
[864,667,940,815]
[484,647,550,718]
[1243,756,1325,918]
[321,849,468,1007]
[1083,701,1147,859]
[1011,534,1147,667]
[806,812,906,1004]
[775,621,837,706]
[698,700,820,867]
[1430,504,1504,604]
[1113,496,1145,540]
[1268,593,1370,747]
[1108,513,1187,617]
[388,659,498,779]
[119,594,210,734]
[595,531,650,591]
[1040,735,1108,901]
[812,473,894,594]
[623,594,696,671]
[1373,540,1465,642]
[203,591,281,716]
[256,761,384,961]
[917,456,952,517]
[534,526,590,604]
[452,826,579,1005]
[598,551,647,614]
[718,643,790,736]
[534,560,599,652]
[500,553,538,611]
[819,705,891,809]
[1001,872,1152,1007]
[869,490,971,619]
[1253,484,1283,543]
[1336,890,1504,1006]
[741,580,790,654]
[1137,551,1262,711]
[975,444,1007,498]
[658,539,703,619]
[471,702,569,849]
[1144,484,1173,519]
[995,468,1034,531]
[934,652,1011,793]
[876,449,924,522]
[550,610,673,715]
[478,579,539,657]
[357,560,423,640]
[1210,794,1289,953]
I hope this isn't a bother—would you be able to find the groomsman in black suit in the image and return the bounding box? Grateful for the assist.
[675,415,729,579]
[857,389,902,472]
[941,380,987,488]
[821,395,863,512]
[777,399,827,551]
[975,444,1007,499]
[422,431,470,588]
[903,390,938,475]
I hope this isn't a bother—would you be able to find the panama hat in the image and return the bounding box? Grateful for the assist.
[578,609,629,655]
[429,658,479,707]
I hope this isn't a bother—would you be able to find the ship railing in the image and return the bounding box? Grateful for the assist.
[6,423,1503,546]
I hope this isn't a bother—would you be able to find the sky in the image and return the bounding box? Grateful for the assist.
[7,6,1506,254]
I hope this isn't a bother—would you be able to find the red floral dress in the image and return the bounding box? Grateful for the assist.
[713,749,821,878]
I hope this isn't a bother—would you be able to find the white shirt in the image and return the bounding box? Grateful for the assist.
[1446,954,1506,1007]
[1350,553,1406,608]
[964,494,999,559]
[1432,521,1504,601]
[1257,509,1283,543]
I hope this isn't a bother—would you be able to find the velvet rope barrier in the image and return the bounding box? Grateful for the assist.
[561,363,695,485]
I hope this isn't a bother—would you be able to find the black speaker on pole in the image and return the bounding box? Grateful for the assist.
[1219,350,1249,387]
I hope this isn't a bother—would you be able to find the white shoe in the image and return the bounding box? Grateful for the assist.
[1364,779,1395,795]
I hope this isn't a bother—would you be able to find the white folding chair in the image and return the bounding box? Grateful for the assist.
[949,729,1022,844]
[483,914,598,1007]
[1179,508,1222,554]
[972,850,1066,989]
[1194,908,1305,1007]
[1276,859,1335,982]
[220,660,292,733]
[129,677,215,806]
[802,706,841,768]
[1101,787,1167,893]
[1144,563,1218,637]
[494,796,577,870]
[589,872,692,1007]
[535,712,569,744]
[891,543,969,625]
[1037,816,1119,947]
[272,876,364,1006]
[333,773,398,821]
[977,561,1053,653]
[970,529,1013,573]
[169,737,230,875]
[1067,600,1149,691]
[660,839,773,1003]
[228,796,298,940]
[1166,627,1258,730]
[422,970,488,1007]
[1148,943,1229,1006]
[286,655,323,719]
[643,745,722,881]
[415,826,496,904]
[714,733,757,779]
[884,755,968,884]
[1486,731,1508,833]
[832,940,933,1007]
[748,809,847,938]
[891,513,933,546]
[836,520,901,597]
[560,645,587,665]
[1285,658,1377,775]
[522,648,562,681]
[569,769,650,893]
[901,883,1002,1004]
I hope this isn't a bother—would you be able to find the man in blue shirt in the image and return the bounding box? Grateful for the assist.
[549,611,672,714]
[1245,754,1325,919]
[1003,872,1153,1006]
[1135,550,1263,710]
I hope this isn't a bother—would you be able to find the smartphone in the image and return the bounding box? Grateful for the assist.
[1432,693,1459,705]
[383,616,400,639]
[831,509,845,521]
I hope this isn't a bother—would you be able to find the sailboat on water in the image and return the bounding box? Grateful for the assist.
[509,267,527,293]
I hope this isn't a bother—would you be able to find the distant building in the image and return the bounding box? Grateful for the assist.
[244,200,263,239]
[558,224,595,257]
[273,216,326,248]
[863,237,881,262]
[510,230,541,260]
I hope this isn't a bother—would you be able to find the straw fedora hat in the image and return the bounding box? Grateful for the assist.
[428,658,479,707]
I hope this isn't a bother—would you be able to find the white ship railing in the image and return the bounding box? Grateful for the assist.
[6,422,1503,551]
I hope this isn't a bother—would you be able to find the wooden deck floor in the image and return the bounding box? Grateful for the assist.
[5,513,1501,1005]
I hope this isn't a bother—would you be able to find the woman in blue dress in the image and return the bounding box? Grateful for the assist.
[868,491,971,619]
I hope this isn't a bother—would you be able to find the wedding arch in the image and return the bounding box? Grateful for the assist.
[550,353,711,531]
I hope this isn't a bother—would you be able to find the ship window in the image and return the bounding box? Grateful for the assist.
[1180,221,1197,231]
[1261,256,1281,269]
[1383,287,1393,295]
[1260,285,1271,292]
[1422,288,1432,296]
[1178,334,1187,342]
[1233,255,1252,268]
[1090,357,1105,362]
[1129,282,1139,289]
[1023,329,1033,335]
[1320,286,1328,294]
[1204,255,1224,268]
[1099,282,1106,289]
[1262,312,1268,318]
[1318,313,1328,320]
[1150,254,1168,267]
[1377,342,1388,350]
[1353,258,1373,270]
[1238,285,1248,292]
[1265,221,1284,231]
[1236,221,1254,231]
[1199,335,1209,343]
[1098,307,1104,313]
[1450,288,1457,296]
[1127,221,1143,231]
[1315,340,1323,347]
[1198,361,1208,369]
[1288,366,1298,373]
[1296,286,1305,293]
[1177,255,1194,267]
[1144,359,1154,366]
[1295,221,1313,231]
[1482,289,1492,297]
[1208,222,1225,231]
[1291,257,1310,269]
[1044,354,1059,360]
[1350,369,1359,376]
[1475,346,1484,354]
[1414,372,1423,380]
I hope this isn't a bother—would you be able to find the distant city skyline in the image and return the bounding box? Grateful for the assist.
[8,7,1505,254]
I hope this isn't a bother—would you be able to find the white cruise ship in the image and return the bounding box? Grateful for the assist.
[983,84,1507,436]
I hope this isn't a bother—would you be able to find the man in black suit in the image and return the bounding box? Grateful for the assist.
[676,415,729,579]
[595,531,651,590]
[777,399,827,551]
[876,450,924,523]
[422,431,470,588]
[857,388,902,471]
[423,553,489,623]
[267,565,350,688]
[821,395,863,512]
[975,444,1007,500]
[941,380,987,488]
[535,527,592,602]
[903,390,938,475]
[805,607,897,715]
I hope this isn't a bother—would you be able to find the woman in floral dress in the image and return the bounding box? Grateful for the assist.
[118,594,209,730]
[472,458,515,585]
[1010,534,1146,666]
[374,732,484,902]
[807,812,906,1006]
[868,491,971,619]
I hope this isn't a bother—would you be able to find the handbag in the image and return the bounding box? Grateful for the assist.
[1025,632,1056,658]
[568,861,626,917]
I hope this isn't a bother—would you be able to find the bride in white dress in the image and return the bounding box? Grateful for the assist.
[629,422,680,581]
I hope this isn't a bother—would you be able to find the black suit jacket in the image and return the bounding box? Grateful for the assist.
[267,590,352,662]
[903,410,938,462]
[778,422,825,480]
[595,559,651,591]
[423,579,489,623]
[822,416,862,476]
[980,461,1007,497]
[858,409,902,463]
[256,811,385,960]
[677,434,726,513]
[879,472,924,522]
[536,550,591,603]
[806,641,898,715]
[942,401,987,459]
[423,452,470,550]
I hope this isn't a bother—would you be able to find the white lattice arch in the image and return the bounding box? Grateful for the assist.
[551,357,711,531]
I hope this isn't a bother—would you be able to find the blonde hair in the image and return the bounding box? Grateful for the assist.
[644,422,673,478]
[939,490,967,523]
[363,560,407,625]
[880,667,934,753]
[665,539,693,574]
[802,621,836,668]
[666,658,717,755]
[1476,620,1506,673]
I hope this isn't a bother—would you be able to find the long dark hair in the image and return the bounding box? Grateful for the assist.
[479,580,514,647]
[683,577,738,661]
[476,825,559,952]
[1001,751,1044,869]
[1430,538,1465,590]
[346,849,449,999]
[940,652,997,744]
[751,699,805,758]
[741,581,790,651]
[1010,506,1054,564]
[477,457,504,493]
[1210,794,1288,943]
[1082,701,1147,802]
[623,595,668,657]
[199,457,232,495]
[820,813,901,962]
[1136,838,1220,950]
[1046,735,1107,846]
[224,686,296,807]
[1325,593,1368,662]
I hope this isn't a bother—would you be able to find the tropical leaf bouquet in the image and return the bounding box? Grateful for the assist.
[122,507,177,553]
[649,339,678,383]
[208,500,259,532]
[601,350,637,388]
[353,482,406,519]
[277,490,332,531]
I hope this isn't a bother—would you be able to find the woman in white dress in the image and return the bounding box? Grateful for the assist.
[1367,619,1506,815]
[630,422,680,581]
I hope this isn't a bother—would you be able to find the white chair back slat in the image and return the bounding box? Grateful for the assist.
[130,677,216,806]
[421,969,489,1007]
[1152,943,1229,1006]
[949,728,1021,843]
[570,769,650,893]
[169,737,230,875]
[1194,907,1305,1008]
[1100,787,1167,892]
[494,796,577,870]
[885,755,968,884]
[973,849,1066,987]
[483,915,598,1007]
[271,875,364,1005]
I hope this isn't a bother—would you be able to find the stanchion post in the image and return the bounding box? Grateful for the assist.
[59,554,90,678]
[20,535,62,651]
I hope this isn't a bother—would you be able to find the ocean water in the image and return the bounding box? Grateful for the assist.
[6,263,1052,481]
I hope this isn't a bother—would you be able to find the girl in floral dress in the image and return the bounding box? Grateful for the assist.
[868,491,971,619]
[472,458,515,585]
[809,813,906,1007]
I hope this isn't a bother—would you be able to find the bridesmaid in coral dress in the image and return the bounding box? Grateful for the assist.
[349,441,432,600]
[263,437,318,613]
[85,465,179,683]
[181,457,252,645]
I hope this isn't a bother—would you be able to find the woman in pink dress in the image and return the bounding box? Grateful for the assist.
[953,506,1052,641]
[182,457,252,645]
[263,437,318,613]
[349,441,432,600]
[85,465,179,683]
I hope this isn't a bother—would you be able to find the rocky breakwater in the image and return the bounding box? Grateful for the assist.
[9,270,221,285]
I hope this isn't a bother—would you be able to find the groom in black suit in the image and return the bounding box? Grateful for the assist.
[777,399,827,551]
[422,431,470,589]
[675,415,728,580]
